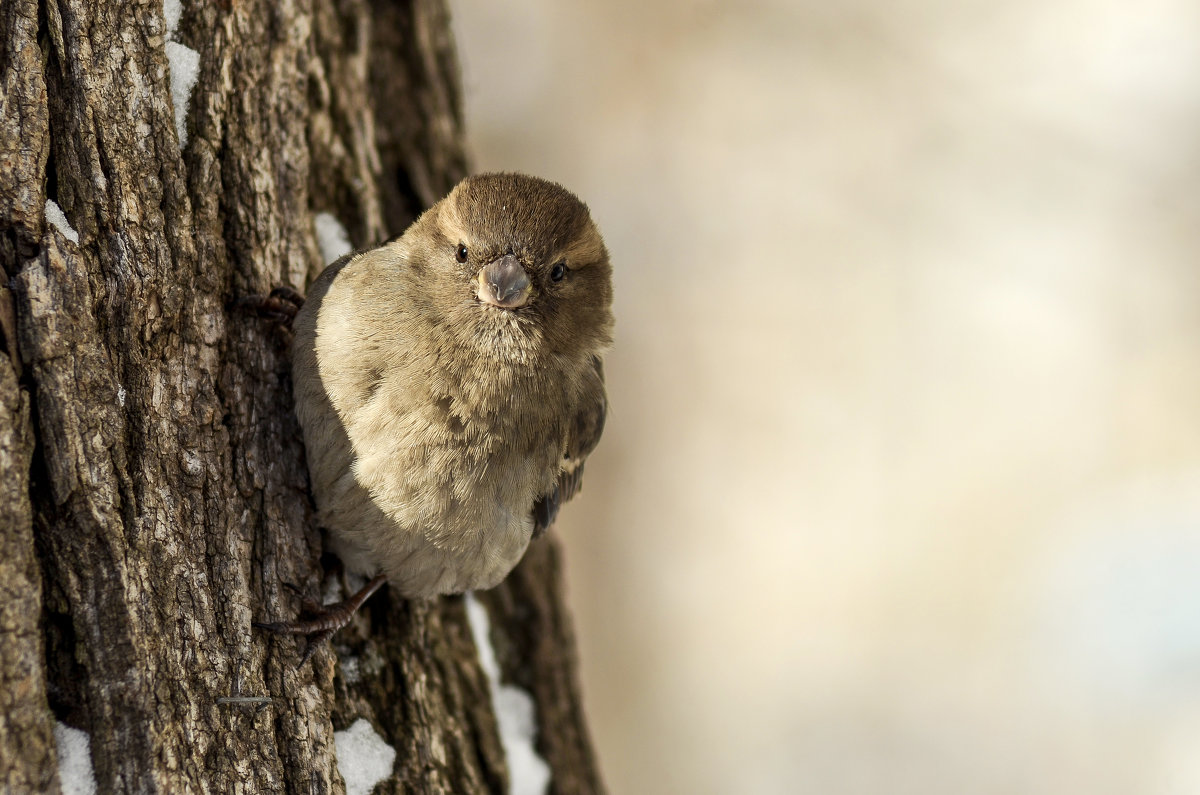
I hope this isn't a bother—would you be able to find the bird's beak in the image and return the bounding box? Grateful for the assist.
[477,254,531,309]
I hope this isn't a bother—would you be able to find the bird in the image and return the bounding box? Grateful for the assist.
[255,173,612,648]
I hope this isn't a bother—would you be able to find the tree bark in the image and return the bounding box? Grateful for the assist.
[0,1,605,792]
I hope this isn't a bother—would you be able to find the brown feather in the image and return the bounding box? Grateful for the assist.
[533,356,607,537]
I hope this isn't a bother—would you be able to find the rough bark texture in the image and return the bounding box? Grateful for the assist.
[0,0,605,792]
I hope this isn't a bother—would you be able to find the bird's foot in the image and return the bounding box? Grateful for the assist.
[234,285,306,328]
[255,574,387,667]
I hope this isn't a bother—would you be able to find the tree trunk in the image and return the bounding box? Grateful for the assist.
[0,0,605,792]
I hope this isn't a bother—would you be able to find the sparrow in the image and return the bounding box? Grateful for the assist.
[256,173,612,645]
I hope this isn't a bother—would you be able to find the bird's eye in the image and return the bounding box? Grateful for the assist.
[455,243,469,263]
[550,262,568,282]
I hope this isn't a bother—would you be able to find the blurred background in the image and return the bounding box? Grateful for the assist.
[450,1,1200,792]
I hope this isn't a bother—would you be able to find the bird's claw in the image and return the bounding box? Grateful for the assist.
[234,285,306,328]
[254,574,387,667]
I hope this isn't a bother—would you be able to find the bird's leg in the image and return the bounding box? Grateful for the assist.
[256,574,385,635]
[255,574,387,666]
[234,284,306,328]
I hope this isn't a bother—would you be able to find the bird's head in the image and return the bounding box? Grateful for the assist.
[403,172,614,363]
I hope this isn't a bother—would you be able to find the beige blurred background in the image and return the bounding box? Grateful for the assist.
[450,1,1200,792]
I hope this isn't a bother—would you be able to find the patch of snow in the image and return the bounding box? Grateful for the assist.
[340,643,386,686]
[321,576,343,607]
[165,41,200,147]
[466,593,552,795]
[334,718,396,795]
[117,384,126,407]
[163,0,182,37]
[44,200,79,244]
[314,213,353,265]
[340,655,361,684]
[54,722,96,795]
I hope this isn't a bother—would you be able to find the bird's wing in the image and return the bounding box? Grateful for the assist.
[532,356,607,537]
